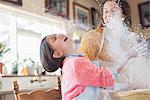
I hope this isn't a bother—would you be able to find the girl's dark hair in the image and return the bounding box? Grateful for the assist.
[40,36,65,72]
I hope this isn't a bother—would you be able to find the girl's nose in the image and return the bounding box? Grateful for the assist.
[57,34,65,39]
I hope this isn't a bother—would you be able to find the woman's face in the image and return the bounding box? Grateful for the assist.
[103,1,123,24]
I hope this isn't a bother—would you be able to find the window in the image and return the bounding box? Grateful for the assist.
[0,8,65,75]
[17,30,41,62]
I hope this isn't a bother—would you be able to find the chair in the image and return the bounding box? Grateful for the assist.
[13,77,61,100]
[110,89,150,100]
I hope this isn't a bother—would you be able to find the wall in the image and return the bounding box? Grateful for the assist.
[0,0,99,28]
[126,0,150,39]
[0,0,44,16]
[0,0,66,29]
[0,0,149,38]
[71,0,98,25]
[21,0,44,15]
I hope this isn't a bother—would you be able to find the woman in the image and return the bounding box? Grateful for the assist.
[79,0,147,84]
[79,0,130,62]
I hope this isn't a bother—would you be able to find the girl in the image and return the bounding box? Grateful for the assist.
[40,34,115,100]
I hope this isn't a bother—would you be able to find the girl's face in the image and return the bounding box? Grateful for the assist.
[103,1,123,24]
[46,34,73,55]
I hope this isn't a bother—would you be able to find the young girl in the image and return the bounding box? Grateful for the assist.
[40,34,115,100]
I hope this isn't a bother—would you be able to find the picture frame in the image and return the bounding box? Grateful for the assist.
[91,7,102,29]
[138,1,150,28]
[45,0,69,19]
[2,0,22,6]
[73,2,90,26]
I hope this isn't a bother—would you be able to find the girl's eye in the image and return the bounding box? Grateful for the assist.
[104,11,108,14]
[112,7,119,13]
[52,36,57,42]
[112,9,117,13]
[50,35,57,42]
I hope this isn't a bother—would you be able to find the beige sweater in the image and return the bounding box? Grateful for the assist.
[79,27,112,62]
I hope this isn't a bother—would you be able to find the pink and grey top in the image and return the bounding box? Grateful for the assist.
[61,56,115,100]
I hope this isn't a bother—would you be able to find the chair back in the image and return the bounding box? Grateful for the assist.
[13,77,61,100]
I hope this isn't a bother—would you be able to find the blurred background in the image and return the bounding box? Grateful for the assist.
[0,0,149,100]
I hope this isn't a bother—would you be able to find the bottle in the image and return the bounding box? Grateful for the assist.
[0,78,2,90]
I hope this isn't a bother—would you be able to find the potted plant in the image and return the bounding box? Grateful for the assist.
[0,42,10,74]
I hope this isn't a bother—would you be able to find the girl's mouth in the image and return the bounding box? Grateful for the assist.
[64,37,68,41]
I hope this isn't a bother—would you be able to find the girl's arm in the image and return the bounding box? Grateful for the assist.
[74,57,115,88]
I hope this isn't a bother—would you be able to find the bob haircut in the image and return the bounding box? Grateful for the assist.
[40,36,65,72]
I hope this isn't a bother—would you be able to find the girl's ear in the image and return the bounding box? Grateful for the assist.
[53,51,63,58]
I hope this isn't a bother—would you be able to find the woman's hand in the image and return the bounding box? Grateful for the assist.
[128,41,148,58]
[116,41,148,73]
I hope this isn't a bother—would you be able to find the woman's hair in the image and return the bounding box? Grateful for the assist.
[116,0,131,27]
[40,36,65,72]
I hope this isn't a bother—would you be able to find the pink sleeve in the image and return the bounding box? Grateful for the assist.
[74,58,115,88]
